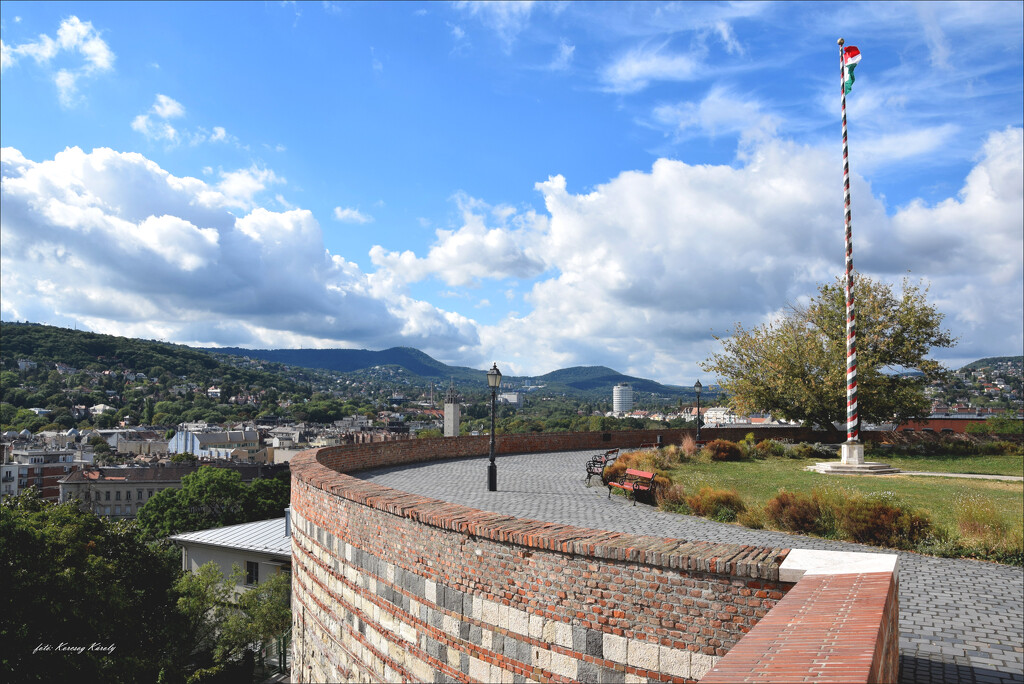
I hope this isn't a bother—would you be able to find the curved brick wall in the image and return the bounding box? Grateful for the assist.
[290,432,797,683]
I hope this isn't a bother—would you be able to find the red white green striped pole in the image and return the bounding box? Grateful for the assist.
[839,37,858,444]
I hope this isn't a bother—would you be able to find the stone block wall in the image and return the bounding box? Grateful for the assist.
[291,434,899,683]
[291,437,792,683]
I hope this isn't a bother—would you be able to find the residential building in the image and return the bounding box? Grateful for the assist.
[613,383,634,413]
[2,448,83,502]
[59,462,288,520]
[171,515,291,591]
[168,428,261,461]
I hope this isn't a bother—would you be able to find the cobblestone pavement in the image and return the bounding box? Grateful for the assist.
[356,450,1024,684]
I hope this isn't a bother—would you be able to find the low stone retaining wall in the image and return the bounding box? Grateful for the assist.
[291,433,899,683]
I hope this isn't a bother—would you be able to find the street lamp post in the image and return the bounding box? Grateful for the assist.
[486,363,502,492]
[694,380,703,442]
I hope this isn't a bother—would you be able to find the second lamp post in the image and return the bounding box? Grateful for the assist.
[694,379,703,442]
[487,363,502,492]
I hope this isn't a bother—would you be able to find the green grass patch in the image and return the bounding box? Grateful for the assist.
[663,457,1023,563]
[873,452,1023,477]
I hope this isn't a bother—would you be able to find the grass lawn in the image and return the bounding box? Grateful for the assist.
[665,457,1023,534]
[865,450,1024,477]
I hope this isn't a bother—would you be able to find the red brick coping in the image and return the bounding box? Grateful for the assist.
[703,549,900,683]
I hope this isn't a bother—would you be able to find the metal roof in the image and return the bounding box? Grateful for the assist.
[170,517,290,556]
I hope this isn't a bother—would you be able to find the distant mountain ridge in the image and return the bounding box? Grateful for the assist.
[208,347,689,397]
[208,346,483,382]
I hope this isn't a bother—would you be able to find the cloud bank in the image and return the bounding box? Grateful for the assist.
[2,128,1020,381]
[0,146,478,357]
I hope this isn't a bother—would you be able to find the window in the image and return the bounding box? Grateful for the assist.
[116,491,121,501]
[245,561,259,586]
[148,489,153,498]
[105,491,111,501]
[114,505,121,515]
[138,489,143,500]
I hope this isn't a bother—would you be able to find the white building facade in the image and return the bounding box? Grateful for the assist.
[613,383,634,413]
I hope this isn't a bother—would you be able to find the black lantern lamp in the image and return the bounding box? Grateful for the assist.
[487,363,502,491]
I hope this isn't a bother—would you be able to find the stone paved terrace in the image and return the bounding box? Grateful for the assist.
[355,449,1024,684]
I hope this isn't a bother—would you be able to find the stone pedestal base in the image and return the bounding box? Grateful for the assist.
[805,442,900,475]
[841,442,865,465]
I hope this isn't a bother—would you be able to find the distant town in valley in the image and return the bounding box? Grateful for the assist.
[2,320,1021,511]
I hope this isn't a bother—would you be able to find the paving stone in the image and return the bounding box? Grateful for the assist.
[358,450,1024,684]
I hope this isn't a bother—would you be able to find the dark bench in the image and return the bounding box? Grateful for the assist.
[607,468,657,506]
[585,449,619,486]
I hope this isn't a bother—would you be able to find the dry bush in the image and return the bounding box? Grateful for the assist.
[681,435,698,458]
[737,507,768,529]
[839,493,932,549]
[754,439,787,459]
[686,487,746,522]
[765,490,821,533]
[703,439,743,462]
[657,483,690,513]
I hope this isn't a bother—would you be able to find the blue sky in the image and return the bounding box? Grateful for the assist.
[2,1,1022,384]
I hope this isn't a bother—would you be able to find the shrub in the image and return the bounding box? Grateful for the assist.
[737,507,768,529]
[753,439,787,459]
[686,487,746,522]
[787,442,839,459]
[765,491,821,533]
[680,435,698,458]
[839,493,932,549]
[657,484,690,513]
[703,439,743,462]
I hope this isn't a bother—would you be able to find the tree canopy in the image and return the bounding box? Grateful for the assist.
[136,467,290,538]
[0,492,183,683]
[702,276,956,431]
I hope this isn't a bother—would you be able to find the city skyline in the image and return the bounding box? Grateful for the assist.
[2,1,1022,384]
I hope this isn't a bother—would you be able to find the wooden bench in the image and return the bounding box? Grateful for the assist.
[607,468,657,506]
[584,449,619,486]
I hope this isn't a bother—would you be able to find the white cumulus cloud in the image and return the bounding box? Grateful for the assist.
[333,207,374,224]
[2,16,114,106]
[0,146,479,356]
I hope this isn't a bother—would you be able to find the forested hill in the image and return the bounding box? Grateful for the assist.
[535,366,687,395]
[209,346,484,383]
[961,357,1023,372]
[1,321,222,377]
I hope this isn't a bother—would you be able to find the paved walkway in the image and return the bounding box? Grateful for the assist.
[356,450,1024,684]
[898,471,1024,482]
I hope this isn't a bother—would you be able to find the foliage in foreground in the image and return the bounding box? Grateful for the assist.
[1,492,293,683]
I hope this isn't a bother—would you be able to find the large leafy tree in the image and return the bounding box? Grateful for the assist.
[0,492,184,683]
[137,467,290,538]
[702,276,955,432]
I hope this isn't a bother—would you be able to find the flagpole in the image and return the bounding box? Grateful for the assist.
[838,37,862,464]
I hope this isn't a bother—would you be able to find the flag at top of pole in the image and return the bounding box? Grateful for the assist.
[838,37,861,449]
[843,45,862,94]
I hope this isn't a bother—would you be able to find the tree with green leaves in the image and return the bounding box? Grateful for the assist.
[702,276,956,432]
[137,467,290,538]
[1,491,183,683]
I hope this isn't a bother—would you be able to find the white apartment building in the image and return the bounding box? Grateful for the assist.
[613,383,634,413]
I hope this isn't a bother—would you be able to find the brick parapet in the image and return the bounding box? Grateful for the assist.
[291,435,797,682]
[291,435,898,683]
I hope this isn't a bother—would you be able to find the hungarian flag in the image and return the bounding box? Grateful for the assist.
[843,46,862,94]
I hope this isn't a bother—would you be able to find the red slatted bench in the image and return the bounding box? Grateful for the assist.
[607,468,656,506]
